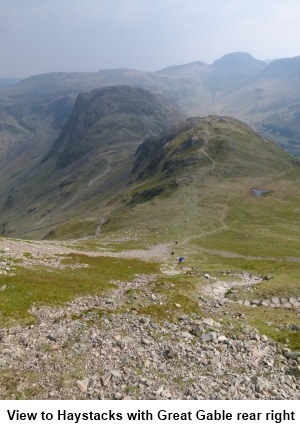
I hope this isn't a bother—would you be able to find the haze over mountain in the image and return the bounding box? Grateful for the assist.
[1,51,300,239]
[1,51,300,161]
[0,78,21,89]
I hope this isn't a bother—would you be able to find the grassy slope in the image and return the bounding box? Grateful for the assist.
[1,116,300,348]
[103,116,299,249]
[0,252,159,327]
[97,117,300,347]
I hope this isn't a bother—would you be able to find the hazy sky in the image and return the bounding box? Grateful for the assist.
[2,0,300,78]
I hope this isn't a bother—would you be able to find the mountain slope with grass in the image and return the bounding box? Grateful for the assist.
[102,115,300,247]
[2,114,299,242]
[0,86,184,238]
[1,115,300,400]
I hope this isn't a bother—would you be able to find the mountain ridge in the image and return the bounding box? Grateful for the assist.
[0,85,185,237]
[2,113,299,240]
[1,51,300,237]
[42,85,185,168]
[1,51,300,160]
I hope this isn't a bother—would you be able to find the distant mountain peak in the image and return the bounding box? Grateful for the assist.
[262,55,300,77]
[212,52,266,70]
[154,61,208,75]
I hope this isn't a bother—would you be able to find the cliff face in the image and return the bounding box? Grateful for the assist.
[44,85,185,168]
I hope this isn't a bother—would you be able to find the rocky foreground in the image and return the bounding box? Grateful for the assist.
[1,268,300,400]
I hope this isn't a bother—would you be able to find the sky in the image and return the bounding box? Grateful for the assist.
[2,0,300,78]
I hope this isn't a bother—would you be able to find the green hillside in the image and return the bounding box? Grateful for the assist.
[0,86,184,238]
[1,115,300,394]
[101,116,300,251]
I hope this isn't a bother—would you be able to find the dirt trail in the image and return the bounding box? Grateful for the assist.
[0,238,171,266]
[201,139,215,166]
[200,124,216,166]
[88,150,117,187]
[202,273,262,301]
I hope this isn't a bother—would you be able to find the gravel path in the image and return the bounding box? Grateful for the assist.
[0,238,171,268]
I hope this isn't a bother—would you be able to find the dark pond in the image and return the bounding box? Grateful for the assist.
[252,188,272,197]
